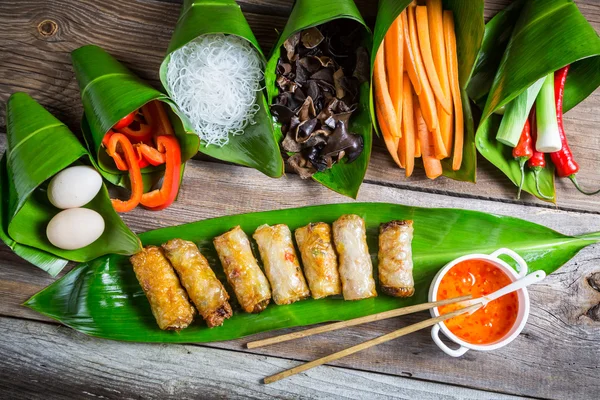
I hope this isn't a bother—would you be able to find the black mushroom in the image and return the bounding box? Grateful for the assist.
[272,20,368,179]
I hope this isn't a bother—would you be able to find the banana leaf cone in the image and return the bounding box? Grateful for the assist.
[0,93,142,276]
[159,0,284,179]
[469,0,600,202]
[72,45,200,190]
[265,0,373,199]
[24,202,600,342]
[371,0,485,183]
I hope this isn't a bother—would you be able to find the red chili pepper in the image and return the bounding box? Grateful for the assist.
[113,112,136,130]
[140,135,182,211]
[550,65,599,195]
[527,110,553,201]
[105,133,144,212]
[513,118,533,199]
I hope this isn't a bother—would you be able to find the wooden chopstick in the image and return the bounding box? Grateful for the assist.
[264,302,481,384]
[247,294,472,349]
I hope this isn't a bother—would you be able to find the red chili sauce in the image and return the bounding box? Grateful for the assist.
[437,259,519,345]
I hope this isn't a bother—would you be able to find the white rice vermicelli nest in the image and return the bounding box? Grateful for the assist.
[166,34,264,147]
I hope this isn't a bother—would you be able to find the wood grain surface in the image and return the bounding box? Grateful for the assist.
[1,135,599,399]
[0,317,523,400]
[1,0,600,399]
[0,0,599,211]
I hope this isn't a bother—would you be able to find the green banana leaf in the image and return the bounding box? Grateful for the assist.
[265,0,373,199]
[26,202,598,343]
[471,0,600,202]
[0,93,141,276]
[71,45,200,189]
[371,0,485,183]
[0,156,68,276]
[159,0,283,179]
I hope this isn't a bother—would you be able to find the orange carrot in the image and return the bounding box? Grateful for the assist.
[401,74,415,177]
[374,42,400,138]
[415,6,452,114]
[415,138,422,158]
[407,5,438,132]
[401,11,421,96]
[437,102,453,159]
[444,11,464,171]
[377,105,403,168]
[431,125,448,159]
[385,16,403,129]
[415,102,442,179]
[428,0,453,154]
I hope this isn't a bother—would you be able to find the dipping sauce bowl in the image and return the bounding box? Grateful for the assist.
[428,248,530,357]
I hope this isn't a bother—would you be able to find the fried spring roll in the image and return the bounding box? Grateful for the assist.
[378,221,415,297]
[162,239,233,328]
[130,246,195,331]
[295,223,341,299]
[253,224,310,305]
[332,215,377,300]
[213,226,271,313]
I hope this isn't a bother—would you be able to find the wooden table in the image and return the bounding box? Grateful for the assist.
[1,0,599,398]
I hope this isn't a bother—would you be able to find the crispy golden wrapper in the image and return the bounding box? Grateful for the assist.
[295,222,341,299]
[213,226,271,313]
[333,214,377,300]
[378,221,415,297]
[162,239,233,328]
[130,246,195,331]
[253,224,310,305]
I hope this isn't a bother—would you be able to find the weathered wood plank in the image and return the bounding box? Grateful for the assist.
[0,317,522,400]
[0,0,600,398]
[1,0,600,212]
[0,148,598,399]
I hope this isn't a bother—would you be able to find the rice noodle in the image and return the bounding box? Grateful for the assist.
[166,34,264,147]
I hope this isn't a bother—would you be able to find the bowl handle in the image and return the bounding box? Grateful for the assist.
[431,324,469,357]
[490,248,528,278]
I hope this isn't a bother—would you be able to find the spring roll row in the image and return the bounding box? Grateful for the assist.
[131,215,415,331]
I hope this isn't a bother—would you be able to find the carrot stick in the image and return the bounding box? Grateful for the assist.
[437,102,453,159]
[415,102,442,179]
[407,5,439,132]
[415,138,422,158]
[428,0,450,98]
[444,11,464,171]
[377,105,403,168]
[415,6,452,114]
[428,0,453,154]
[401,74,415,177]
[431,125,448,159]
[374,43,401,138]
[385,16,403,129]
[401,11,421,96]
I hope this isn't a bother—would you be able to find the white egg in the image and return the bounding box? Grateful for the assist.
[48,166,103,209]
[46,208,105,251]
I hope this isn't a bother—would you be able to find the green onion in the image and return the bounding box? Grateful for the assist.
[535,73,562,152]
[496,77,545,147]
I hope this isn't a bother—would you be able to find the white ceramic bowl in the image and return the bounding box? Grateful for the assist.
[428,248,530,357]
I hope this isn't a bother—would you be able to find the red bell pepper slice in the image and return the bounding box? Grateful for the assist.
[113,112,136,130]
[140,135,181,211]
[103,130,128,171]
[105,133,144,212]
[116,115,153,143]
[104,130,151,170]
[135,143,167,167]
